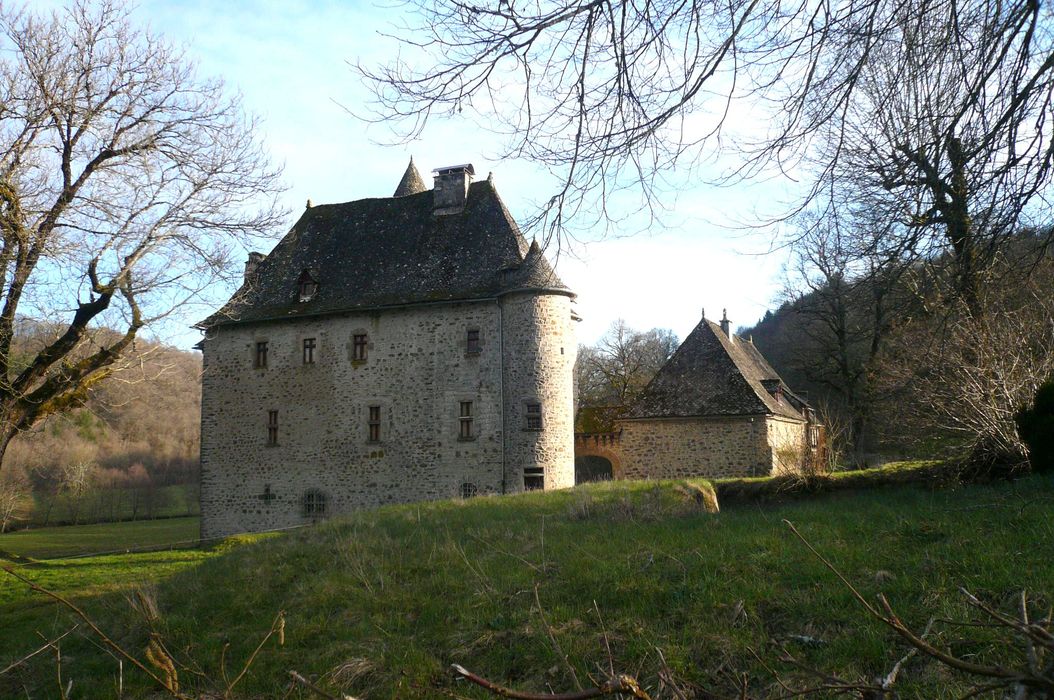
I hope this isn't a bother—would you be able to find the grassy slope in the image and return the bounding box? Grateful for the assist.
[2,476,1053,698]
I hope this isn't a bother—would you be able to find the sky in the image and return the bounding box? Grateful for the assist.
[114,0,792,349]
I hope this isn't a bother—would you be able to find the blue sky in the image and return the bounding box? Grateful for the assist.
[118,0,791,348]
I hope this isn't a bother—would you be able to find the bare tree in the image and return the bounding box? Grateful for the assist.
[781,212,917,460]
[576,320,677,409]
[361,0,1053,252]
[0,1,284,464]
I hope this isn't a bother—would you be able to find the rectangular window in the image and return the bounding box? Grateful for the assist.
[524,467,544,491]
[352,333,368,361]
[466,329,481,354]
[267,410,278,446]
[525,402,543,430]
[368,405,381,442]
[303,337,316,364]
[254,341,268,368]
[459,401,474,439]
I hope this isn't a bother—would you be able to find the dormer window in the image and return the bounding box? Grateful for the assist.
[297,269,319,302]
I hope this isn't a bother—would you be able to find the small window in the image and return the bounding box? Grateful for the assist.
[459,401,474,439]
[525,402,543,431]
[303,489,327,519]
[297,269,318,302]
[466,329,481,354]
[267,410,278,446]
[352,333,368,361]
[254,341,268,369]
[303,337,316,365]
[809,425,820,448]
[368,405,381,443]
[524,467,544,491]
[460,482,478,499]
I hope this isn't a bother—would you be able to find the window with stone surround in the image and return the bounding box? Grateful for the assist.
[368,405,381,442]
[266,410,278,446]
[524,401,543,431]
[302,337,316,364]
[302,489,327,519]
[466,328,481,354]
[459,401,474,439]
[352,333,368,361]
[254,341,268,368]
[460,482,478,498]
[524,467,544,491]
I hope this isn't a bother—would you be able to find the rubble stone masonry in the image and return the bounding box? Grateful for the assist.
[200,293,575,539]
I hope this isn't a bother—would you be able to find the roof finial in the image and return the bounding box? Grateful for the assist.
[306,198,312,208]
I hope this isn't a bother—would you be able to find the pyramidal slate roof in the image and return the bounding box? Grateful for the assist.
[201,177,572,328]
[626,318,806,421]
[393,158,427,197]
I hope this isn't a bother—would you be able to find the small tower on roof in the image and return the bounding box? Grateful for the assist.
[393,157,428,197]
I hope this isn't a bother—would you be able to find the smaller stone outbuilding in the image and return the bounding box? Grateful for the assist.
[577,311,822,481]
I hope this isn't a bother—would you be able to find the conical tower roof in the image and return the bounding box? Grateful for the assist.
[393,157,427,197]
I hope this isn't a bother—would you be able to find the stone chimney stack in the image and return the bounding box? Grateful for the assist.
[244,251,266,283]
[720,308,731,339]
[432,163,475,215]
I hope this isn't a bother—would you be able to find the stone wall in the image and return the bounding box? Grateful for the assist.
[500,292,577,491]
[615,416,773,480]
[200,293,575,539]
[765,416,807,476]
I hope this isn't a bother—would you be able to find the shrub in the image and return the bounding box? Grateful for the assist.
[1016,379,1054,474]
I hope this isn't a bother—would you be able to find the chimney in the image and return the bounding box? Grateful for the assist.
[720,308,731,339]
[244,251,266,282]
[432,163,475,215]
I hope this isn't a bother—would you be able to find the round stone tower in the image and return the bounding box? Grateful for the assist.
[499,241,577,492]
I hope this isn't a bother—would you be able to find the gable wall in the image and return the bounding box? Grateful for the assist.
[765,416,808,475]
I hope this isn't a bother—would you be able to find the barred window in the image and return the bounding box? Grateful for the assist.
[352,333,368,361]
[525,402,543,431]
[460,482,478,499]
[368,405,381,442]
[303,489,327,518]
[303,337,316,364]
[459,401,474,439]
[254,341,268,368]
[267,410,278,446]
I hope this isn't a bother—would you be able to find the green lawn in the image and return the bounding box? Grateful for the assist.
[2,475,1052,699]
[0,516,201,560]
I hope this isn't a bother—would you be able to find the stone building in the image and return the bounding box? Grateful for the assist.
[197,161,577,538]
[575,311,821,480]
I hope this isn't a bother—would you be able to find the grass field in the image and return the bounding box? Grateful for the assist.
[10,483,199,528]
[2,474,1052,699]
[0,516,201,560]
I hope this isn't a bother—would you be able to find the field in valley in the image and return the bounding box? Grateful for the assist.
[2,470,1052,698]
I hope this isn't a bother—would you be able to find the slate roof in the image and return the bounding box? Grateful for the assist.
[200,178,572,328]
[625,318,806,421]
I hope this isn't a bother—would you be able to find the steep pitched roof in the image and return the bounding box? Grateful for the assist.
[625,319,805,421]
[393,158,427,197]
[201,179,572,327]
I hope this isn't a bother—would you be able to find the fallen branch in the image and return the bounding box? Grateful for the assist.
[451,663,652,699]
[0,625,78,676]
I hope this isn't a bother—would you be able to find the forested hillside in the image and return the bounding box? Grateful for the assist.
[0,324,201,529]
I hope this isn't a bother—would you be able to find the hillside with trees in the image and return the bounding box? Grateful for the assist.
[0,331,201,530]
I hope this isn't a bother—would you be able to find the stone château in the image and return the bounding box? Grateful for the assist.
[197,161,577,538]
